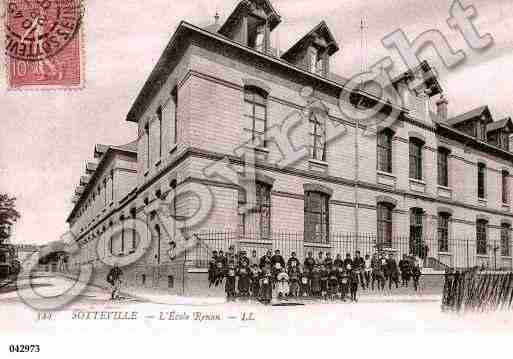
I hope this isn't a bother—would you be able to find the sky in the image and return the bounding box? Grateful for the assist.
[1,0,512,245]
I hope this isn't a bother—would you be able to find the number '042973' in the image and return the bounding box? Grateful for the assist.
[8,345,40,353]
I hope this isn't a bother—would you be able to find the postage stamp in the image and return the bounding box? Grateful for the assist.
[5,0,84,89]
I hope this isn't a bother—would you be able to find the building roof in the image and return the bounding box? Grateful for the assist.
[447,106,492,126]
[281,21,340,62]
[487,117,513,133]
[126,21,403,123]
[436,120,513,161]
[66,141,137,223]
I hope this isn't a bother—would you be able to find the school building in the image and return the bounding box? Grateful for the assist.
[66,0,513,288]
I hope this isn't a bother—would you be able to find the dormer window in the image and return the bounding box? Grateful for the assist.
[281,21,339,78]
[218,0,280,54]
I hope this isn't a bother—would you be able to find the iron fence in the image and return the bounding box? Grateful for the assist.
[188,230,513,271]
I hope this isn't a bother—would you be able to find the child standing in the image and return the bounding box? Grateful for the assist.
[250,264,261,299]
[338,266,349,301]
[349,267,359,302]
[237,262,251,298]
[225,263,237,301]
[328,265,339,301]
[310,265,322,298]
[320,264,329,300]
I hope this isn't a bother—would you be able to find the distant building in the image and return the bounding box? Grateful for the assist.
[13,244,40,272]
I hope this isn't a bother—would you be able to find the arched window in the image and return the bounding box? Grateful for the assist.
[304,191,330,243]
[377,203,393,248]
[377,129,393,173]
[243,87,267,147]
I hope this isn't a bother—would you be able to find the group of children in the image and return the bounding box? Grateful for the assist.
[208,247,423,303]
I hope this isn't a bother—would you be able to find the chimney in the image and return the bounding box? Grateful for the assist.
[436,94,448,122]
[214,11,220,25]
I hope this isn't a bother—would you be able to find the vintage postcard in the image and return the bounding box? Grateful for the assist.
[1,0,512,357]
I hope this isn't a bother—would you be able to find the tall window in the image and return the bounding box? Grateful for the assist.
[157,106,163,158]
[476,219,488,255]
[144,122,150,169]
[166,89,178,149]
[409,208,424,257]
[409,139,423,180]
[248,22,267,52]
[310,111,326,161]
[438,213,450,253]
[239,182,271,239]
[377,203,393,248]
[502,170,509,204]
[173,91,178,145]
[304,191,329,243]
[155,224,161,264]
[477,162,486,199]
[103,180,107,206]
[120,217,125,254]
[437,148,449,187]
[309,47,324,75]
[501,223,511,257]
[130,209,137,253]
[255,24,265,52]
[501,132,510,150]
[243,87,267,147]
[377,129,393,173]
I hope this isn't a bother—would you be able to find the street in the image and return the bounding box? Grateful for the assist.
[0,272,512,334]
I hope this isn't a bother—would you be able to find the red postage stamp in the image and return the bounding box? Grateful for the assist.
[5,0,84,89]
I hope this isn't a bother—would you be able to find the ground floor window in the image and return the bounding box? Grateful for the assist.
[238,182,271,239]
[476,219,488,255]
[377,203,393,248]
[501,223,511,257]
[304,191,329,243]
[409,208,425,258]
[438,213,450,253]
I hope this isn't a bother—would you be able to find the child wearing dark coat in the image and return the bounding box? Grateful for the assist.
[338,266,350,301]
[328,266,339,300]
[320,264,329,299]
[349,268,359,302]
[412,261,422,292]
[237,263,251,297]
[260,266,273,304]
[225,264,237,301]
[310,265,322,298]
[288,263,301,297]
[300,267,311,297]
[250,264,261,299]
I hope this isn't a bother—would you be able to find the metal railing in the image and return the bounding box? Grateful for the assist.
[188,230,513,271]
